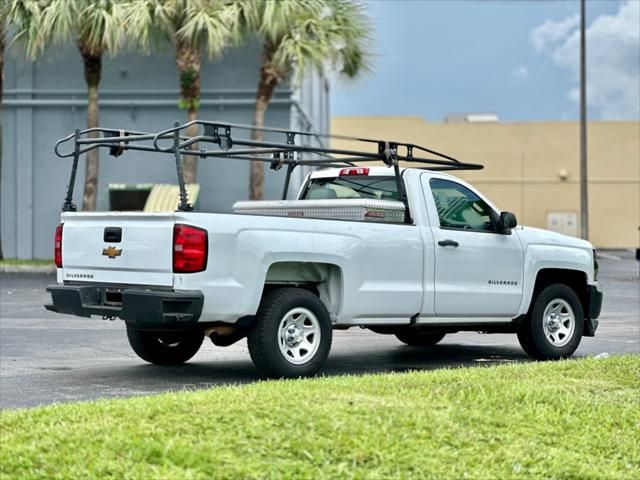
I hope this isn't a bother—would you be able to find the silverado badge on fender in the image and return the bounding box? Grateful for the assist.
[102,246,122,259]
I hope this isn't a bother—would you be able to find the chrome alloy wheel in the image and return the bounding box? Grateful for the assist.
[542,298,575,347]
[277,307,321,365]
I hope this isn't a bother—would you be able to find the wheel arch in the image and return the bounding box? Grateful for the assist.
[262,261,344,320]
[529,268,589,318]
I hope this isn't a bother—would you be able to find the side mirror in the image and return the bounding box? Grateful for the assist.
[499,211,517,233]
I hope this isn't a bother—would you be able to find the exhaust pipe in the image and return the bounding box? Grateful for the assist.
[205,325,247,347]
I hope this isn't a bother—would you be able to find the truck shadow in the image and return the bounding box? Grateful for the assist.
[117,342,533,385]
[323,343,532,376]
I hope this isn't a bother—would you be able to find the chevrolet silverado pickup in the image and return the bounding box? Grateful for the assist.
[46,121,603,378]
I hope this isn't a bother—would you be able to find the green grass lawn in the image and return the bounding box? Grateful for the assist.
[0,258,53,267]
[1,356,638,479]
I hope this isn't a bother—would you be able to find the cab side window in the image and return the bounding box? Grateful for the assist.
[429,178,495,232]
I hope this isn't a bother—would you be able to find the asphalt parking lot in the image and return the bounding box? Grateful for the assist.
[1,251,638,409]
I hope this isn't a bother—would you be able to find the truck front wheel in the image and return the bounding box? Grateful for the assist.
[517,283,584,360]
[126,326,204,365]
[248,288,332,378]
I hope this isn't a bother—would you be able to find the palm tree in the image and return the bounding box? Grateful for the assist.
[245,0,371,200]
[123,0,233,183]
[9,0,124,211]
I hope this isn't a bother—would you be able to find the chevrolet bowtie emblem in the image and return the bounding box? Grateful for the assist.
[102,246,122,259]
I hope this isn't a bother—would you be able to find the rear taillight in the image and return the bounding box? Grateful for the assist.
[54,223,63,268]
[339,167,369,176]
[173,224,208,273]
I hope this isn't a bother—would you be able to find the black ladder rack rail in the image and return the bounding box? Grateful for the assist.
[54,120,484,217]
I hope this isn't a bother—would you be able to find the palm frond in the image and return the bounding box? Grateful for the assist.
[120,0,238,57]
[40,0,78,47]
[120,0,176,53]
[74,0,125,55]
[219,0,260,47]
[323,0,372,78]
[255,0,372,82]
[8,0,128,58]
[259,0,324,45]
[177,0,230,58]
[270,12,328,78]
[7,0,48,59]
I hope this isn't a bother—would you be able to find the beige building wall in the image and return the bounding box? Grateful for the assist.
[331,117,640,249]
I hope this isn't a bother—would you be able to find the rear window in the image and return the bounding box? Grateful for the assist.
[301,176,399,200]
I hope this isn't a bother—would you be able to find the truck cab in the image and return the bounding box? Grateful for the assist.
[298,166,601,325]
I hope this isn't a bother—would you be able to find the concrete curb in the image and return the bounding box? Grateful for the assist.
[1,265,57,274]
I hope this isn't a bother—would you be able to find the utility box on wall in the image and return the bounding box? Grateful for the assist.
[547,211,578,237]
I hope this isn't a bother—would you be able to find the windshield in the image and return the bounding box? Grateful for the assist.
[301,176,399,200]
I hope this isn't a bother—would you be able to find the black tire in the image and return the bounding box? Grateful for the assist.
[126,326,204,365]
[517,283,584,360]
[516,325,538,358]
[395,330,446,347]
[247,288,332,378]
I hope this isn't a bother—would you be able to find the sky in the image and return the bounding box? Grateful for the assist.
[330,0,640,122]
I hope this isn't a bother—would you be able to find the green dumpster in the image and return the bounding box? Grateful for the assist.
[108,183,153,211]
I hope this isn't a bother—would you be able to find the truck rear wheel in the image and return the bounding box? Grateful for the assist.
[126,326,204,365]
[517,283,584,360]
[395,330,445,347]
[248,288,332,378]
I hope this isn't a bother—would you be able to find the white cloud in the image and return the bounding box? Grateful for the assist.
[531,1,640,120]
[512,65,529,80]
[531,15,580,53]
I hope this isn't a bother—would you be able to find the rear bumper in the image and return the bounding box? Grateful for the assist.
[45,284,204,326]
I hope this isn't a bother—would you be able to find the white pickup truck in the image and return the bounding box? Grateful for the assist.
[46,122,602,378]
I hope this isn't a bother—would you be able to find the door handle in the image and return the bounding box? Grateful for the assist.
[438,239,459,247]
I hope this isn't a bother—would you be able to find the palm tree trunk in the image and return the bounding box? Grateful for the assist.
[176,41,201,184]
[250,42,280,201]
[80,47,102,211]
[184,108,198,184]
[0,28,4,259]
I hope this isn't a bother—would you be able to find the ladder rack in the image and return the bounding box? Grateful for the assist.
[54,120,484,218]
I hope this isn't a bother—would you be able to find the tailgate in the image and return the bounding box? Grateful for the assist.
[61,212,175,286]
